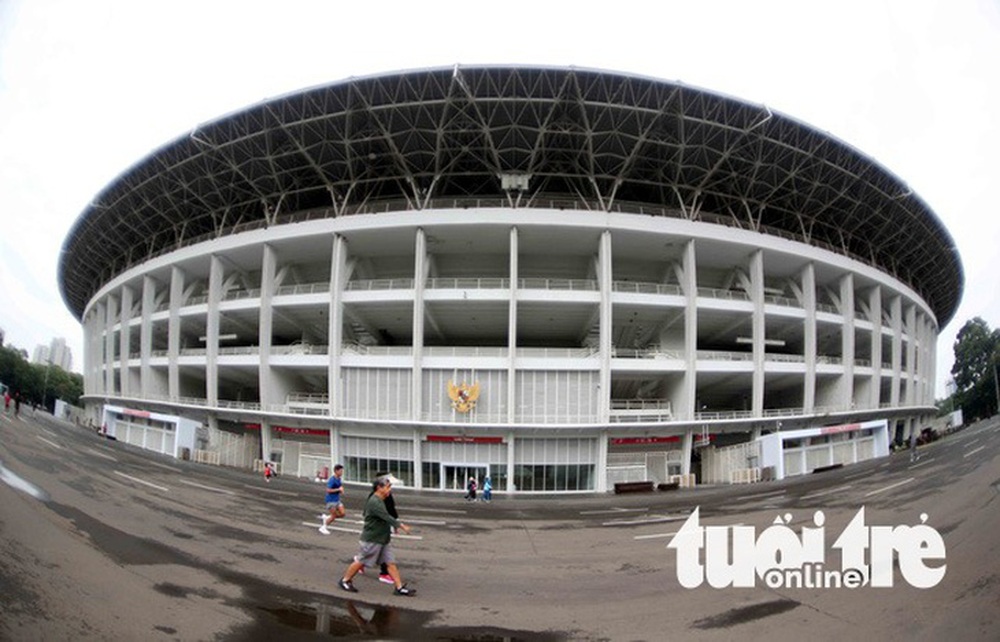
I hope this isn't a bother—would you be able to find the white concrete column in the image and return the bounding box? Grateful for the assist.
[802,264,817,412]
[140,276,155,397]
[598,230,612,423]
[923,316,934,405]
[869,285,882,408]
[506,431,516,492]
[682,241,697,419]
[119,285,133,398]
[94,303,107,395]
[905,305,917,407]
[596,430,608,493]
[890,296,902,407]
[104,294,117,395]
[750,250,764,417]
[681,429,694,476]
[259,244,277,411]
[412,229,427,421]
[329,423,340,469]
[927,319,938,403]
[168,266,184,400]
[329,234,348,416]
[840,273,855,409]
[207,256,223,406]
[412,430,423,490]
[507,226,518,424]
[260,418,273,464]
[82,310,93,395]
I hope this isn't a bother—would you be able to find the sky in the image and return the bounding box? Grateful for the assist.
[0,0,997,397]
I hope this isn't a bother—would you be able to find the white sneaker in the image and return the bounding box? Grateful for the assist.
[319,525,331,535]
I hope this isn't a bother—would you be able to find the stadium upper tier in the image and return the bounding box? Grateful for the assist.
[59,65,962,325]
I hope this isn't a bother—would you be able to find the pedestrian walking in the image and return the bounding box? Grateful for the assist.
[263,461,276,483]
[3,390,10,414]
[465,476,477,501]
[909,429,920,462]
[482,475,492,502]
[369,472,402,585]
[319,464,346,534]
[339,475,415,596]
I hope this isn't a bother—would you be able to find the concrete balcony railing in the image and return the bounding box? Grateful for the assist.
[275,282,330,296]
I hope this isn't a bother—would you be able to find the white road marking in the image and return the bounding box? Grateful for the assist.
[580,507,648,515]
[85,447,117,461]
[36,436,62,449]
[742,490,786,500]
[400,506,468,515]
[964,439,981,447]
[303,521,423,540]
[635,520,743,539]
[404,518,447,526]
[844,473,868,481]
[634,531,678,540]
[864,477,914,497]
[305,521,359,534]
[146,461,183,472]
[178,479,235,495]
[245,484,299,496]
[909,459,933,468]
[964,446,986,458]
[602,515,688,527]
[114,471,169,491]
[801,484,853,501]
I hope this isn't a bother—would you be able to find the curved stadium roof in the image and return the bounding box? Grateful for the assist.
[59,65,963,326]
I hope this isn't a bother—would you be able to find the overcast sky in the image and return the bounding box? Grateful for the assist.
[1,0,997,397]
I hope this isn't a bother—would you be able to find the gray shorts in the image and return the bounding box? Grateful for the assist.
[325,501,343,511]
[354,541,395,568]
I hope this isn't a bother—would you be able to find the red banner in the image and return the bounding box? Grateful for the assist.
[244,423,328,436]
[820,423,862,435]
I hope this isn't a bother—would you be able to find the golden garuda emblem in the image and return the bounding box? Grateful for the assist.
[447,380,481,413]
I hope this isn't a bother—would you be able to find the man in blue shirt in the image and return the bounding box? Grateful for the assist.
[319,464,346,535]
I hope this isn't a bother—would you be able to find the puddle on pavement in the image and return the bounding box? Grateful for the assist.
[236,599,567,641]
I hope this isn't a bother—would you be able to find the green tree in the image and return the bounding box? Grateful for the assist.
[0,344,83,411]
[951,317,1000,421]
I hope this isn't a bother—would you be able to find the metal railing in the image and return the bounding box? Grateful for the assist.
[612,282,683,296]
[89,390,916,425]
[345,278,415,291]
[275,282,330,296]
[697,287,751,301]
[698,350,754,361]
[610,399,673,412]
[272,344,329,355]
[612,348,683,359]
[427,277,510,289]
[287,392,330,404]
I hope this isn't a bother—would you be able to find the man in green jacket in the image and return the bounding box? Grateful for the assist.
[339,475,415,596]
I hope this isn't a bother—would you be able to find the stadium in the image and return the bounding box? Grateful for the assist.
[59,65,963,493]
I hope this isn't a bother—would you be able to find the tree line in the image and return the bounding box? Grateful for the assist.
[0,344,83,412]
[948,316,1000,422]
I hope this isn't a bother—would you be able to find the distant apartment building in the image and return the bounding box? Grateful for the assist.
[33,337,73,371]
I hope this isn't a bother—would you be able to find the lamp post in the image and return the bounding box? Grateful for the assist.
[994,361,999,417]
[41,358,52,412]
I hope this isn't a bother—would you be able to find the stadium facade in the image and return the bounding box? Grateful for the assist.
[59,66,963,492]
